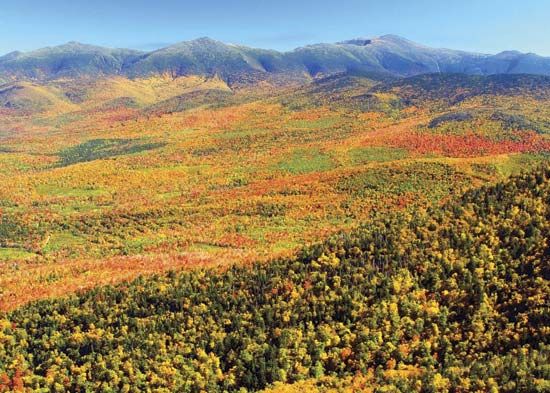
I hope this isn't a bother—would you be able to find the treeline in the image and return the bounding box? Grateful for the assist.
[0,166,549,392]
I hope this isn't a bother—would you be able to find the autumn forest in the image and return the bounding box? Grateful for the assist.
[0,32,549,392]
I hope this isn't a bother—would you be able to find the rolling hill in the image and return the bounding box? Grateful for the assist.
[0,32,549,393]
[0,82,77,112]
[1,166,548,392]
[0,70,549,311]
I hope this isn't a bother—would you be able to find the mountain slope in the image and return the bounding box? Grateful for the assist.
[288,35,550,77]
[371,73,550,105]
[125,38,303,81]
[0,42,143,79]
[288,35,456,76]
[2,35,550,83]
[0,165,548,391]
[0,82,78,112]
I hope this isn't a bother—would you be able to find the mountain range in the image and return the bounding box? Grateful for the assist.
[2,35,550,84]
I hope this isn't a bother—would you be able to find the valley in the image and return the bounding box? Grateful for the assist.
[1,72,548,311]
[0,32,549,392]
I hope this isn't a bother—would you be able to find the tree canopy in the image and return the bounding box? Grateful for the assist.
[0,165,549,392]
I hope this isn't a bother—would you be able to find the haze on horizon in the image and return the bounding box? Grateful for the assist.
[1,0,549,57]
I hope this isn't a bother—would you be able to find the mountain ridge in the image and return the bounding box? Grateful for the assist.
[2,35,550,83]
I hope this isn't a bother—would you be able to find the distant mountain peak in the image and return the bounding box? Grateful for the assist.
[156,37,230,52]
[338,35,428,50]
[338,38,373,46]
[337,34,412,45]
[494,50,524,58]
[1,35,550,81]
[377,34,409,41]
[374,34,430,49]
[192,37,219,44]
[53,41,100,50]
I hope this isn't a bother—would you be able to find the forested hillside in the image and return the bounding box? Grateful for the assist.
[1,165,548,392]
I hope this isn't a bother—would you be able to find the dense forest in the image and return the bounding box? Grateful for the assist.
[2,70,550,311]
[0,165,548,392]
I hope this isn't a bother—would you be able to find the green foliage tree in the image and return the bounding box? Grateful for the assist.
[0,165,549,392]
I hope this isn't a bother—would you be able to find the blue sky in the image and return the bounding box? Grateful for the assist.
[1,0,549,56]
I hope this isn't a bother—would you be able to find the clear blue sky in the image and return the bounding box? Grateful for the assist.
[1,0,549,56]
